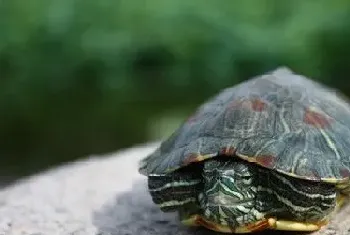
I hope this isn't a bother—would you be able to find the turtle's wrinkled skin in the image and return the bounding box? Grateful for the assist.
[139,67,350,233]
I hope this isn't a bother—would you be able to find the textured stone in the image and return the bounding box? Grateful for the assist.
[0,143,349,235]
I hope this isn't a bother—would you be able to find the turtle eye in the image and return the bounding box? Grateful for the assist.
[236,175,252,185]
[242,176,252,185]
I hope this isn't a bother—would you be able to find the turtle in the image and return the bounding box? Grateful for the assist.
[138,67,350,233]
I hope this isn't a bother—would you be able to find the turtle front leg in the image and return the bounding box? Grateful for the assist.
[180,211,326,233]
[181,213,273,233]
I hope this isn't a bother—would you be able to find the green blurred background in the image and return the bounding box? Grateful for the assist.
[1,0,350,181]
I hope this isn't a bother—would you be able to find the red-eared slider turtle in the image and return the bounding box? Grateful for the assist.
[139,67,350,233]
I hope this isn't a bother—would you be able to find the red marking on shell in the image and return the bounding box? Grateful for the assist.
[340,167,350,178]
[229,99,266,112]
[256,155,276,168]
[220,147,236,156]
[303,108,331,128]
[251,99,266,112]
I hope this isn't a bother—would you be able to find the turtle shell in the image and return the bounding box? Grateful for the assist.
[139,67,350,184]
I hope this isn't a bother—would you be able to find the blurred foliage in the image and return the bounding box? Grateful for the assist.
[1,0,350,177]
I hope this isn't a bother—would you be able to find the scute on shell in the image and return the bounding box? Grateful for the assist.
[139,67,350,184]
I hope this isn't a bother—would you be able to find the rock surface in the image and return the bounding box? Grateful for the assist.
[0,143,349,235]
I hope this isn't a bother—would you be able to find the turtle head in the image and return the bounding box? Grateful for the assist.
[199,158,261,227]
[198,158,337,232]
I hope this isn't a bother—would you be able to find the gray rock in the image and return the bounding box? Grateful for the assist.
[0,143,349,235]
